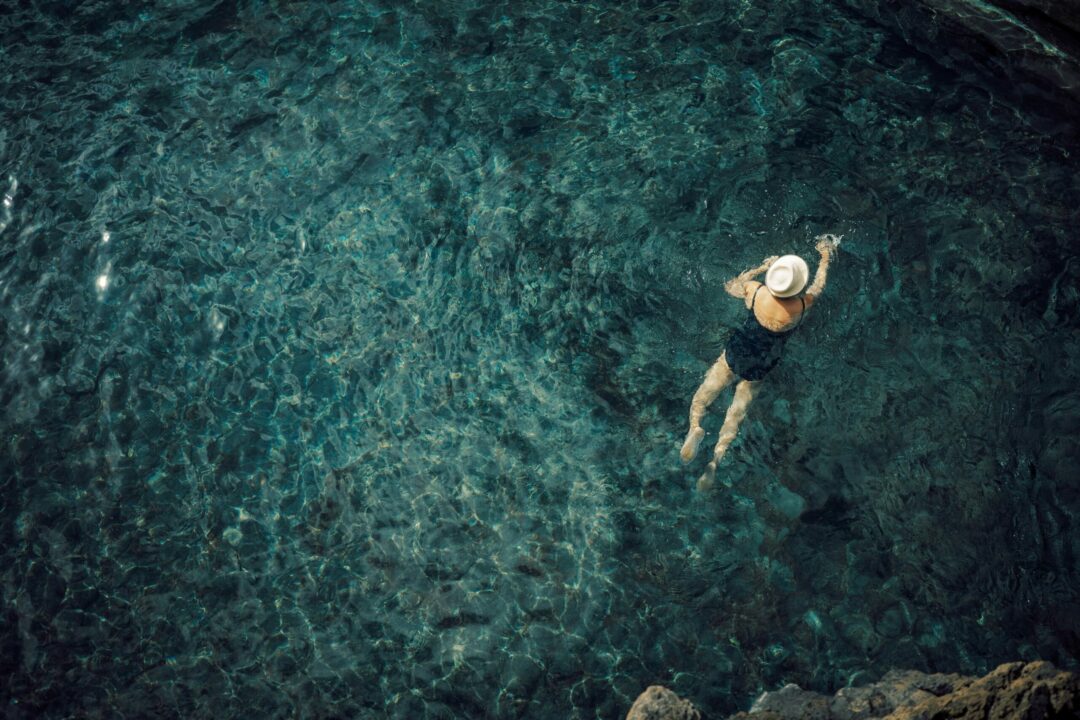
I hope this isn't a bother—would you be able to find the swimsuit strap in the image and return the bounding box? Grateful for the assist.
[750,284,762,310]
[794,296,806,328]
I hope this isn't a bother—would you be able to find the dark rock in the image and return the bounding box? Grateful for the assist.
[833,667,971,718]
[749,684,831,720]
[627,686,701,720]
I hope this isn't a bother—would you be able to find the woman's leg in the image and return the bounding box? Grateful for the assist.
[681,352,736,463]
[697,379,756,491]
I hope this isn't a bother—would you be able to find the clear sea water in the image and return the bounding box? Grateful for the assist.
[2,1,1079,718]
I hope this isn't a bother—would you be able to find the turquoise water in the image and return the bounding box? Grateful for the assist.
[2,1,1079,718]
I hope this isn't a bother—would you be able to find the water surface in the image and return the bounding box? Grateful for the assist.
[2,1,1079,718]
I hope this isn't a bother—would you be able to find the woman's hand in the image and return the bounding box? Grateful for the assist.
[762,255,780,268]
[815,234,842,254]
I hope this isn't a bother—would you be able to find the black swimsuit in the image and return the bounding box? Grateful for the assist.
[725,286,805,381]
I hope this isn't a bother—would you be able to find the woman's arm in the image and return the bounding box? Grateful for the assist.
[805,235,840,298]
[724,256,777,298]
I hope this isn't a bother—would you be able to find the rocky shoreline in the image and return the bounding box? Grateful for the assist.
[627,661,1078,719]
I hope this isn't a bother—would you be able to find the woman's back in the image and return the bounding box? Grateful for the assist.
[744,282,810,332]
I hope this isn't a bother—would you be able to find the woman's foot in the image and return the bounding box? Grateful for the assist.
[680,427,706,463]
[696,462,716,492]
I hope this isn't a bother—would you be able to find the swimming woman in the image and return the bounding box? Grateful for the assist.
[681,235,840,491]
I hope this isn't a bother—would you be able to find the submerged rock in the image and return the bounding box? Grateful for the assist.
[631,662,1078,719]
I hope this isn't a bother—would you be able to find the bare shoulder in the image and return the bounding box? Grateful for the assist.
[803,293,817,310]
[743,281,763,308]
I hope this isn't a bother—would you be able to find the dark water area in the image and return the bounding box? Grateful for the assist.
[2,1,1079,718]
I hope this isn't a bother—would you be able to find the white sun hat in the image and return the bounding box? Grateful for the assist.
[766,255,810,298]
